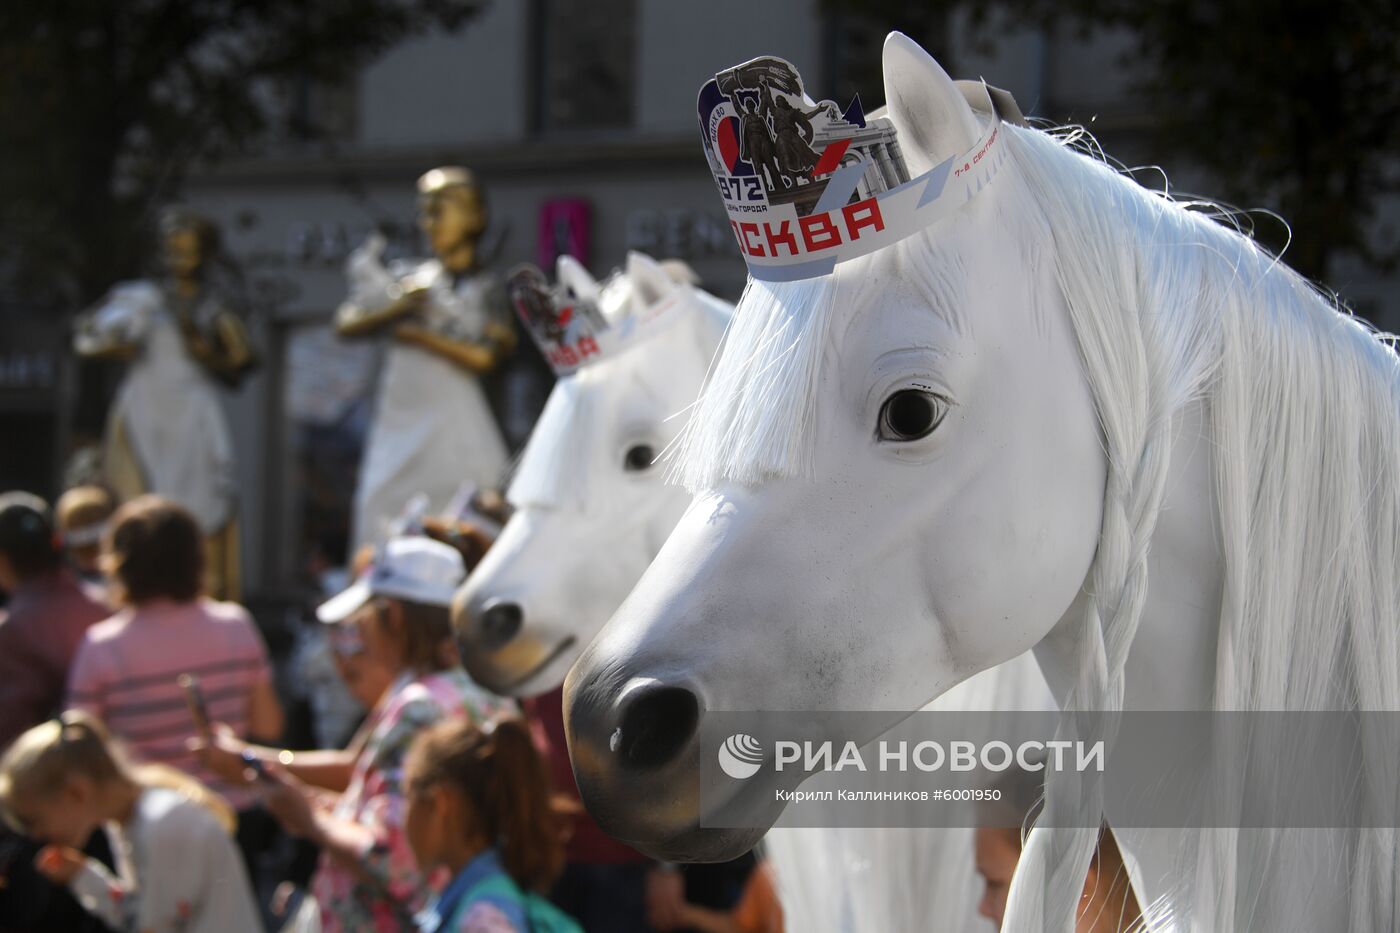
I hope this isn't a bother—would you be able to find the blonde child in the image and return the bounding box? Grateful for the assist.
[0,711,260,933]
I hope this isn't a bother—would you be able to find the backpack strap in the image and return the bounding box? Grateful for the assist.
[459,875,585,933]
[438,872,529,933]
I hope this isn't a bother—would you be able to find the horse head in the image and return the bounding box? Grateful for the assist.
[564,34,1109,862]
[565,26,1400,933]
[453,251,732,698]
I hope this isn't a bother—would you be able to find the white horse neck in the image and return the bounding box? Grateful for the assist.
[1029,393,1373,929]
[1033,397,1221,713]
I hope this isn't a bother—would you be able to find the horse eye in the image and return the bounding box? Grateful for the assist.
[624,444,656,472]
[878,390,946,442]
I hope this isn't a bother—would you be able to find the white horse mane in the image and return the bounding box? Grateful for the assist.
[672,120,1400,929]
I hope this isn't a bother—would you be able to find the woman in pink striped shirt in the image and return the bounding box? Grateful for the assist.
[65,496,283,846]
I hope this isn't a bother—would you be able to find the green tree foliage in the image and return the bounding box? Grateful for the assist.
[0,0,487,308]
[826,1,1400,284]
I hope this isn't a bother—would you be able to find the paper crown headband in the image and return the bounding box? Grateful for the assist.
[507,262,685,376]
[697,55,1024,282]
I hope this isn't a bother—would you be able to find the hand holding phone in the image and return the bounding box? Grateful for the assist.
[241,748,273,783]
[177,674,211,736]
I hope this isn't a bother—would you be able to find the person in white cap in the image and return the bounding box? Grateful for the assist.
[194,535,511,933]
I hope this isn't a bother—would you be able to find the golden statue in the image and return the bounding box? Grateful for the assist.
[74,208,255,600]
[338,167,513,550]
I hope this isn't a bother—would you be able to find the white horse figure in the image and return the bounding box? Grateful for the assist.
[454,250,732,697]
[564,33,1400,932]
[456,253,1055,931]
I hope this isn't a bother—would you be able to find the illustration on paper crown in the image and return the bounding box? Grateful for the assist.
[698,55,1016,282]
[702,57,910,219]
[507,264,612,376]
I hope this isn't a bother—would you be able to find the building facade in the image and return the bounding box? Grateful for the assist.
[182,0,840,600]
[5,1,1394,607]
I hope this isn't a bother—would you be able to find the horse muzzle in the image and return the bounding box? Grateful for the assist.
[452,588,576,696]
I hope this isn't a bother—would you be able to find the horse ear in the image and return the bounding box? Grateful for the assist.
[625,251,677,309]
[658,259,701,287]
[882,32,981,175]
[555,254,600,301]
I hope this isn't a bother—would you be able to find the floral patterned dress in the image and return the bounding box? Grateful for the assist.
[310,667,511,933]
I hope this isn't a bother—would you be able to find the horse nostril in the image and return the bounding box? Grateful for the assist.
[478,600,523,649]
[615,685,700,772]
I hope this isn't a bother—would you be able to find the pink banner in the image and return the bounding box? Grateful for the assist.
[537,199,592,269]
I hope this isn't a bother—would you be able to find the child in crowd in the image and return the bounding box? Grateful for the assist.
[0,712,260,933]
[404,717,582,933]
[55,485,116,588]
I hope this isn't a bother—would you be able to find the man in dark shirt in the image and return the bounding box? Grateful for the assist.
[0,491,110,749]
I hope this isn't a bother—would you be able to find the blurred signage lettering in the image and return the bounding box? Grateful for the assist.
[283,221,418,268]
[0,350,56,392]
[626,209,734,260]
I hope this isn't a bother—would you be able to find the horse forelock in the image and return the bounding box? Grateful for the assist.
[507,373,597,511]
[667,221,979,493]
